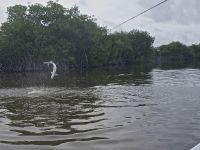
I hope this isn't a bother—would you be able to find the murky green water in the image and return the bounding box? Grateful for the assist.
[0,64,200,150]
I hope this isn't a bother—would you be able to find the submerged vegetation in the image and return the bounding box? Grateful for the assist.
[0,1,199,72]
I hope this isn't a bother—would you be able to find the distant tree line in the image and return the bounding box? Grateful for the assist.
[154,42,200,63]
[0,1,199,72]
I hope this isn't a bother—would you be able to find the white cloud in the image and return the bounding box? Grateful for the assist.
[0,0,48,22]
[139,0,200,25]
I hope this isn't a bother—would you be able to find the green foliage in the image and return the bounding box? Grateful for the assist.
[106,30,154,65]
[0,1,155,72]
[127,30,155,61]
[158,41,193,61]
[189,44,200,59]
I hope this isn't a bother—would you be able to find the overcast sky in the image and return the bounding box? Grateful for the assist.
[0,0,200,46]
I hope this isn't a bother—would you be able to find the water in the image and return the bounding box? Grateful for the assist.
[0,65,200,150]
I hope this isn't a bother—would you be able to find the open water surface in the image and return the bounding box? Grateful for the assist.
[0,64,200,150]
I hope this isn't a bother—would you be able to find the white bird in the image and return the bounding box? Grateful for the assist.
[43,61,58,79]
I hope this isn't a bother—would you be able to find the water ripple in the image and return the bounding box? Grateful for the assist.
[1,68,200,150]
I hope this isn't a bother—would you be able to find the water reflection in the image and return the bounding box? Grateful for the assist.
[1,90,101,128]
[0,89,109,145]
[0,64,153,147]
[0,63,200,150]
[0,84,154,146]
[156,61,200,70]
[0,64,153,88]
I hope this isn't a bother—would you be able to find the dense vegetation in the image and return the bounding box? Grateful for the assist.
[0,1,199,72]
[155,42,200,63]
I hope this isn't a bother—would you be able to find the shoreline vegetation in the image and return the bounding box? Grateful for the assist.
[0,1,199,72]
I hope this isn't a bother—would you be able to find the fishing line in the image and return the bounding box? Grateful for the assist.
[111,0,169,31]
